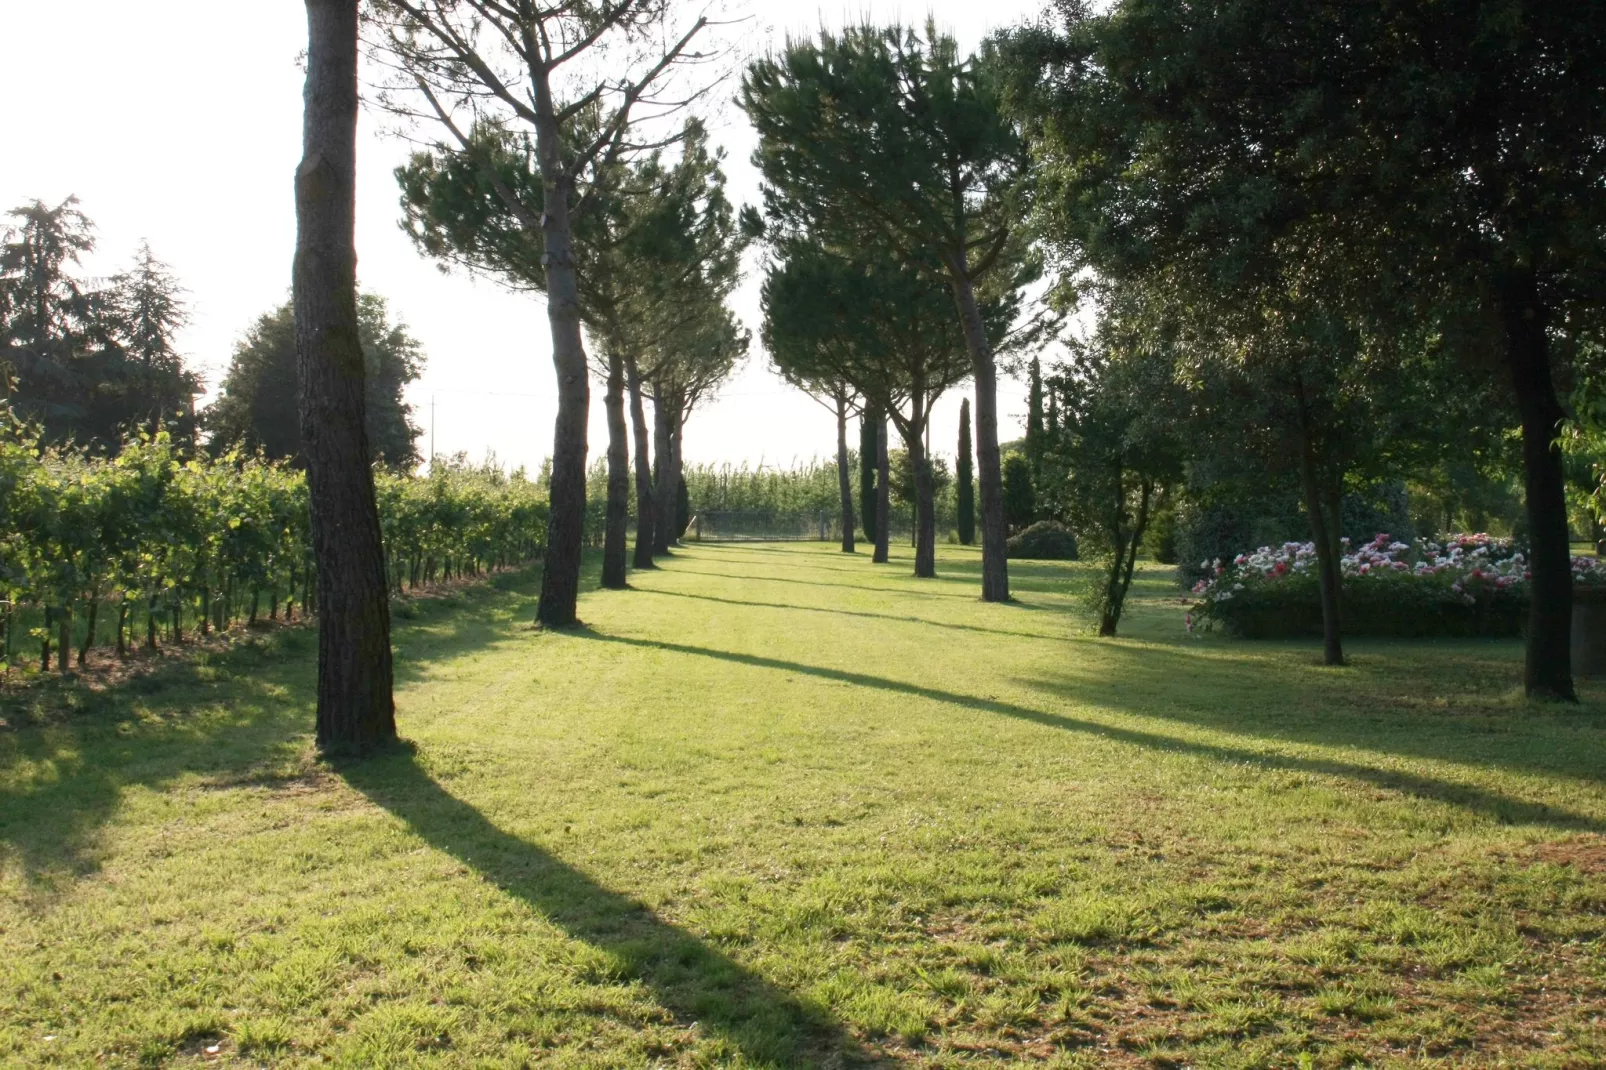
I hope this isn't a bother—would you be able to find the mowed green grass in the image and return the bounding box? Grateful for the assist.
[3,542,1605,1068]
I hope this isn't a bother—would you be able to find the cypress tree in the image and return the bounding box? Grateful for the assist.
[1026,356,1045,473]
[957,397,975,546]
[859,408,878,544]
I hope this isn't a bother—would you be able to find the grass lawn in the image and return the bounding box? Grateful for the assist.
[2,542,1604,1068]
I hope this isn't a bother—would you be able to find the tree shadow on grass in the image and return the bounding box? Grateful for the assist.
[662,565,985,601]
[0,628,319,891]
[687,545,898,576]
[635,587,1068,642]
[1017,638,1606,788]
[0,564,556,890]
[340,746,886,1069]
[573,632,1605,831]
[692,544,1081,596]
[662,564,1062,613]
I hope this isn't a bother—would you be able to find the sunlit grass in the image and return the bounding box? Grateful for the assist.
[2,542,1603,1067]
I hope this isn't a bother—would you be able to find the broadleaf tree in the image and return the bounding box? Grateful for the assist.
[1001,0,1606,696]
[206,294,424,469]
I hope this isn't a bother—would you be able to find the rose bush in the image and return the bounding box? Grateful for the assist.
[1191,533,1605,638]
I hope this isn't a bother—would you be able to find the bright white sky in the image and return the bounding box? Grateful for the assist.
[0,1,1054,472]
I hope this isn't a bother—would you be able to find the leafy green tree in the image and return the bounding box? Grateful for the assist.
[1002,453,1036,535]
[371,0,718,629]
[205,294,423,469]
[1041,339,1183,636]
[1002,0,1606,696]
[957,397,976,545]
[744,22,1039,601]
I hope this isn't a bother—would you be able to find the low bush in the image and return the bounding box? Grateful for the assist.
[1007,521,1079,561]
[1192,533,1602,639]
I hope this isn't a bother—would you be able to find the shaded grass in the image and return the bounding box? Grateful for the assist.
[2,542,1604,1067]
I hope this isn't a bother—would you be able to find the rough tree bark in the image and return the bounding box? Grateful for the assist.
[295,0,396,753]
[667,407,686,540]
[835,390,856,553]
[1294,396,1345,667]
[626,356,657,570]
[860,410,878,546]
[601,348,630,589]
[1499,269,1576,701]
[652,393,675,555]
[874,416,891,564]
[909,439,936,578]
[526,68,591,627]
[950,271,1009,601]
[1099,478,1153,637]
[903,386,936,578]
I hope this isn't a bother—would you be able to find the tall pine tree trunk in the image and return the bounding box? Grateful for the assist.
[626,356,657,570]
[295,0,396,752]
[601,348,630,589]
[908,431,937,577]
[668,407,686,541]
[1294,397,1345,667]
[905,386,936,578]
[836,390,855,553]
[1499,269,1575,700]
[652,393,674,554]
[529,101,590,627]
[874,417,891,564]
[860,409,878,546]
[951,273,1009,601]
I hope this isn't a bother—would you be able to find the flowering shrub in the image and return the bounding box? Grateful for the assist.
[1191,534,1606,638]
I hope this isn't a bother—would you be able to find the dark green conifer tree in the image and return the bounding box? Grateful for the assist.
[957,396,976,545]
[859,409,878,544]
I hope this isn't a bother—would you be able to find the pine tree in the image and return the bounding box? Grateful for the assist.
[958,397,975,545]
[295,0,395,754]
[110,241,198,439]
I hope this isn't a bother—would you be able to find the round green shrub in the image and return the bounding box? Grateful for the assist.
[1007,521,1079,560]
